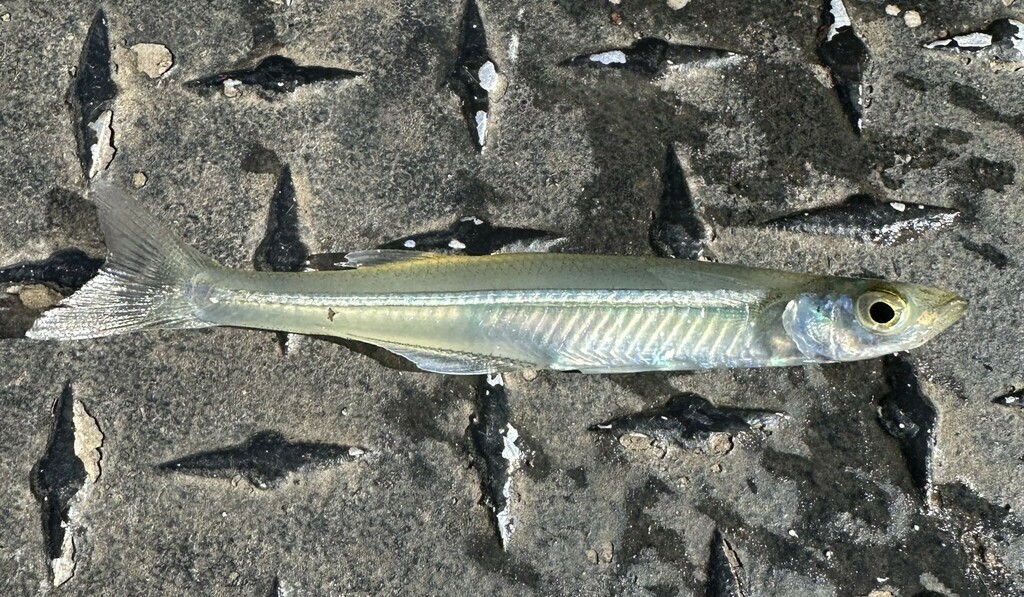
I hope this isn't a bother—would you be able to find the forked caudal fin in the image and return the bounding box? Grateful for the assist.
[26,180,217,340]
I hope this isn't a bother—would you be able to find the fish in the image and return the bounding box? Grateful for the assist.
[25,181,968,375]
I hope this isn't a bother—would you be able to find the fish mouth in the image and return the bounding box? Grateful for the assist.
[928,293,968,332]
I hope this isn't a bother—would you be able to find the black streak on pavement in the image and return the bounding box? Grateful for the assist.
[30,383,87,563]
[705,528,745,597]
[304,218,565,270]
[816,0,869,135]
[157,430,365,490]
[590,393,786,450]
[188,55,361,93]
[446,0,499,151]
[562,37,738,77]
[924,18,1024,63]
[877,354,937,504]
[378,217,566,256]
[70,9,117,179]
[959,235,1011,269]
[650,144,715,261]
[993,388,1024,409]
[761,195,960,246]
[0,249,103,292]
[467,373,522,549]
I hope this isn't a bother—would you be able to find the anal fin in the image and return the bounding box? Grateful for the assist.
[359,338,532,375]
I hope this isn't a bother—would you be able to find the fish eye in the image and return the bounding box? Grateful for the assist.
[856,290,907,332]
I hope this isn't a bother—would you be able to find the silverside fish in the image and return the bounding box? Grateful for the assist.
[26,181,967,374]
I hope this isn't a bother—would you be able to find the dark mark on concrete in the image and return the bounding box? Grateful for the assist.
[267,575,282,597]
[467,373,524,549]
[816,0,869,134]
[650,143,715,261]
[464,534,542,589]
[70,9,117,179]
[992,388,1024,409]
[953,156,1016,194]
[948,83,1024,136]
[253,164,308,272]
[446,0,500,151]
[304,217,565,271]
[959,235,1011,269]
[0,249,103,292]
[617,476,697,594]
[158,430,365,490]
[326,308,336,322]
[761,195,960,246]
[188,55,361,94]
[378,216,565,256]
[562,37,739,77]
[590,393,785,451]
[877,354,937,506]
[30,383,88,586]
[705,528,744,597]
[924,18,1024,64]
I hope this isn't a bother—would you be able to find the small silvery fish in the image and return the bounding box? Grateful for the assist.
[26,181,967,374]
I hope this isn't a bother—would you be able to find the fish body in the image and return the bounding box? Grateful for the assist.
[26,182,967,374]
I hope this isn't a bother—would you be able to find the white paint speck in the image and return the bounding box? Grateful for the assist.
[449,239,468,250]
[403,239,417,248]
[890,202,907,212]
[87,110,116,178]
[827,0,852,41]
[788,529,799,537]
[474,110,488,147]
[478,61,498,92]
[589,50,627,65]
[348,447,364,457]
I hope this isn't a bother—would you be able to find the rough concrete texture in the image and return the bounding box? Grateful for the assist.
[1,0,1023,595]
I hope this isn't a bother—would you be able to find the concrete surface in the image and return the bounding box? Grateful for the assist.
[1,0,1023,595]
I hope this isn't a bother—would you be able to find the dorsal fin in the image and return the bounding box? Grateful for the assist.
[340,250,445,269]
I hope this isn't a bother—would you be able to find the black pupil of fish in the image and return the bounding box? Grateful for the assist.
[869,300,897,325]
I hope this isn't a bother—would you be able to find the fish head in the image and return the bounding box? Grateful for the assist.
[781,279,967,362]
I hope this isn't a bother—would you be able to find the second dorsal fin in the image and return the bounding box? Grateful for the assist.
[340,249,446,268]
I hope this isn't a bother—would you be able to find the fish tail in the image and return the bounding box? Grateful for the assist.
[26,179,217,340]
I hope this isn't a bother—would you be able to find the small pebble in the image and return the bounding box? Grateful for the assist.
[903,10,922,28]
[223,79,242,98]
[130,43,174,78]
[667,0,691,9]
[1,12,11,21]
[132,171,148,188]
[885,4,901,16]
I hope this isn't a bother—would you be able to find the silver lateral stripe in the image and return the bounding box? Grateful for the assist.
[209,288,767,309]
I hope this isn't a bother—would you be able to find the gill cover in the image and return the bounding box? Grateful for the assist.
[782,293,873,361]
